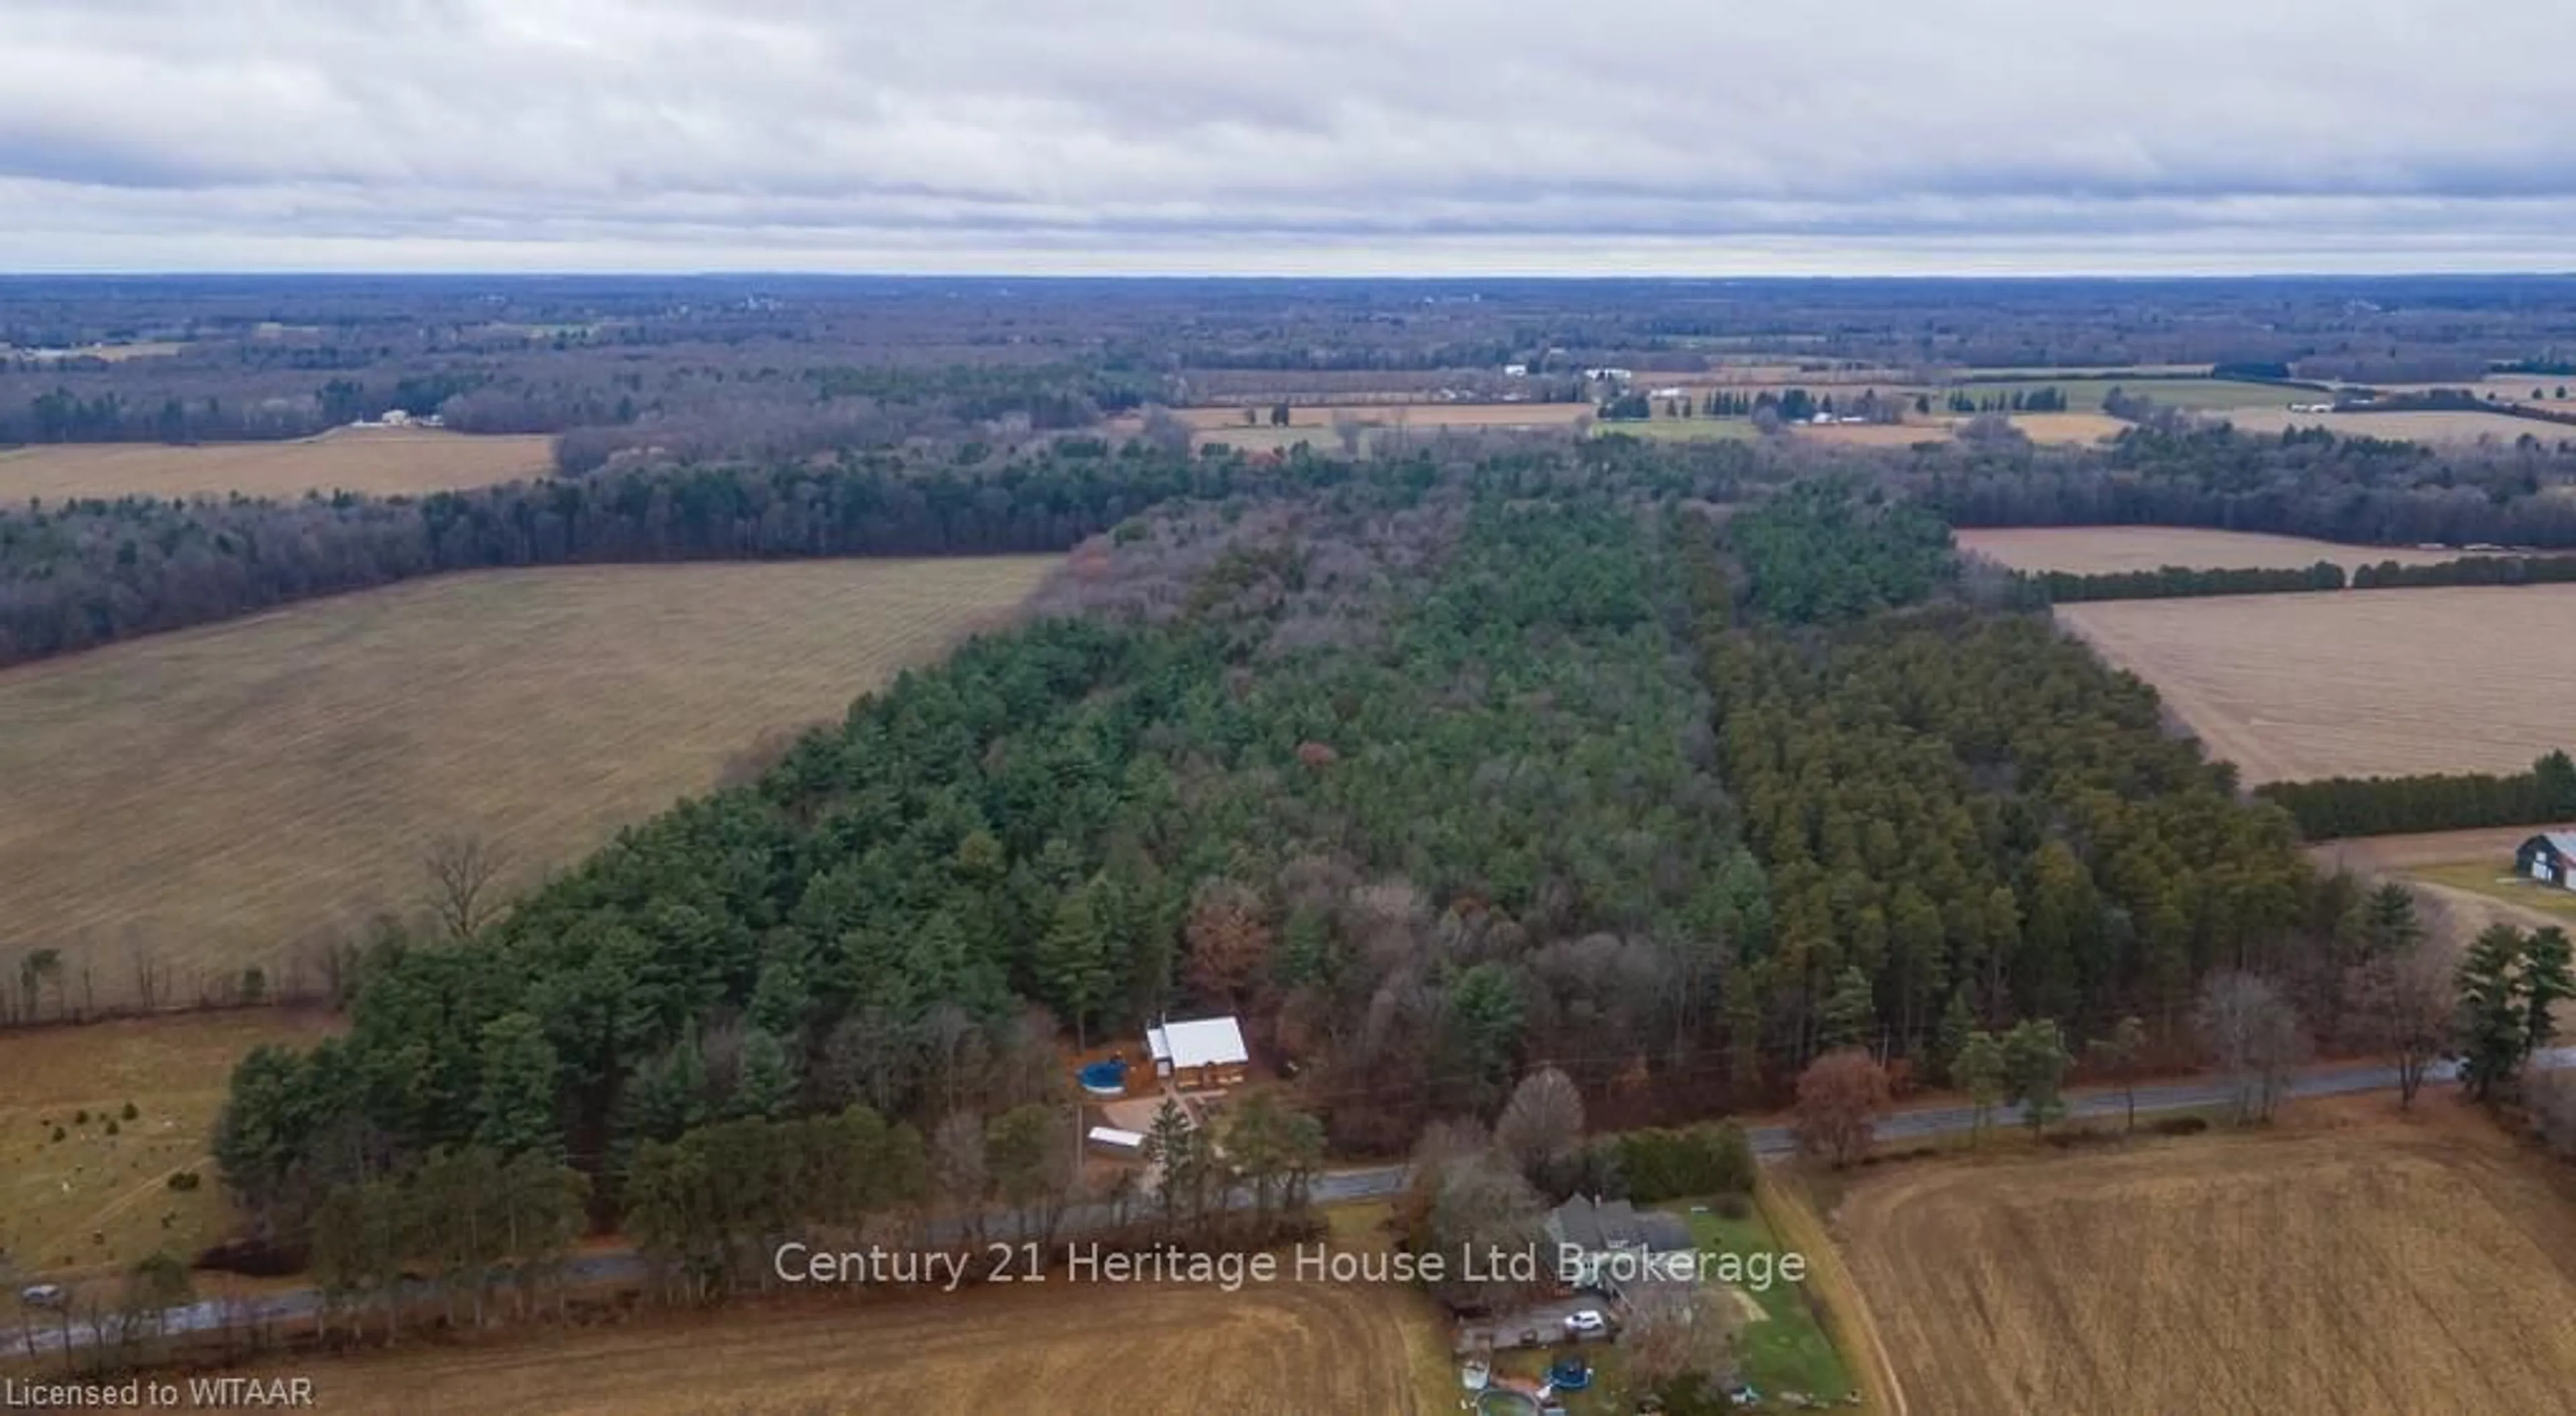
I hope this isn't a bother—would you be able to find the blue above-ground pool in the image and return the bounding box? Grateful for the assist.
[1546,1358,1592,1391]
[1475,1393,1541,1416]
[1078,1057,1128,1097]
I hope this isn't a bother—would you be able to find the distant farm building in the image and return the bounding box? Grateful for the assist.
[1146,1015,1250,1091]
[2515,832,2576,889]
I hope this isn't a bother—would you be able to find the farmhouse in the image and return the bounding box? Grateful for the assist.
[1546,1195,1693,1292]
[2515,832,2576,889]
[1145,1014,1250,1091]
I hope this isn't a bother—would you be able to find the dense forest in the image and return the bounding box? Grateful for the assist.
[212,449,2332,1289]
[1697,494,2310,1054]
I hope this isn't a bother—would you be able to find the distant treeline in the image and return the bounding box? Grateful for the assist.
[2352,555,2576,589]
[0,443,1329,668]
[2023,561,2345,603]
[2359,388,2576,429]
[2017,554,2576,603]
[2257,751,2576,840]
[1918,425,2576,549]
[0,364,1160,450]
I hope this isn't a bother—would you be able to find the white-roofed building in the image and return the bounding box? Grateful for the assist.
[1086,1125,1145,1153]
[1145,1014,1251,1091]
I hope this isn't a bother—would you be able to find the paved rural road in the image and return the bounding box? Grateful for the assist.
[22,1048,2575,1355]
[1307,1046,2576,1199]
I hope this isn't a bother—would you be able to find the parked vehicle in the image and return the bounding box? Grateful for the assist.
[18,1283,66,1309]
[1562,1309,1607,1336]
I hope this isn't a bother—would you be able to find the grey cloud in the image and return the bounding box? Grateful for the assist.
[0,0,2567,270]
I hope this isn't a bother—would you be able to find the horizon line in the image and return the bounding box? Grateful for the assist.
[6,267,2576,282]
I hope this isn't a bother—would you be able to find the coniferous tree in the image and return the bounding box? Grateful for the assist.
[1817,966,1876,1053]
[2001,1018,2073,1136]
[474,1012,563,1161]
[2457,925,2530,1103]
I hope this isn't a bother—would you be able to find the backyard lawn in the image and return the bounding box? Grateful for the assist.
[1682,1202,1854,1405]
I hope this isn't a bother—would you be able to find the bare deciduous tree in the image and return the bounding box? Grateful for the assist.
[930,1111,991,1246]
[2194,971,2310,1123]
[1425,1152,1550,1315]
[422,832,510,940]
[2351,937,2454,1109]
[1138,405,1193,457]
[126,932,160,1014]
[1620,1280,1746,1390]
[17,948,62,1023]
[1494,1065,1586,1183]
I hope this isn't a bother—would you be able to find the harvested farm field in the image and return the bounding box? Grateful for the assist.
[0,558,1054,1005]
[1837,1110,2576,1416]
[1792,421,1949,448]
[0,427,555,499]
[2006,411,2130,445]
[2222,407,2567,443]
[219,1278,1452,1415]
[1957,527,2462,574]
[2057,585,2576,783]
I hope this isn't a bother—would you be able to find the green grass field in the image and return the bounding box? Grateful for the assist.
[2406,863,2576,923]
[1957,377,2311,412]
[1684,1203,1854,1403]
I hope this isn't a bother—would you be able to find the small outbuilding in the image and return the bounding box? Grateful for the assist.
[1086,1125,1145,1155]
[2516,832,2576,889]
[1144,1015,1250,1091]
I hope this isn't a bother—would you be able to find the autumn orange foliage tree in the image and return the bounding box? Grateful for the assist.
[1792,1048,1891,1168]
[1183,880,1273,1010]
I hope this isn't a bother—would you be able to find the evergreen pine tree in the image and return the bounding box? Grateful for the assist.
[473,1012,563,1161]
[1819,965,1876,1053]
[2523,926,2575,1061]
[2457,924,2529,1102]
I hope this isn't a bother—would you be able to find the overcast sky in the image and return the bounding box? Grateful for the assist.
[2,0,2568,274]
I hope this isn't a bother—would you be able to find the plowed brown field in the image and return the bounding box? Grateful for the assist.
[2057,585,2576,783]
[0,559,1053,1003]
[0,428,554,498]
[226,1279,1452,1415]
[1837,1111,2576,1415]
